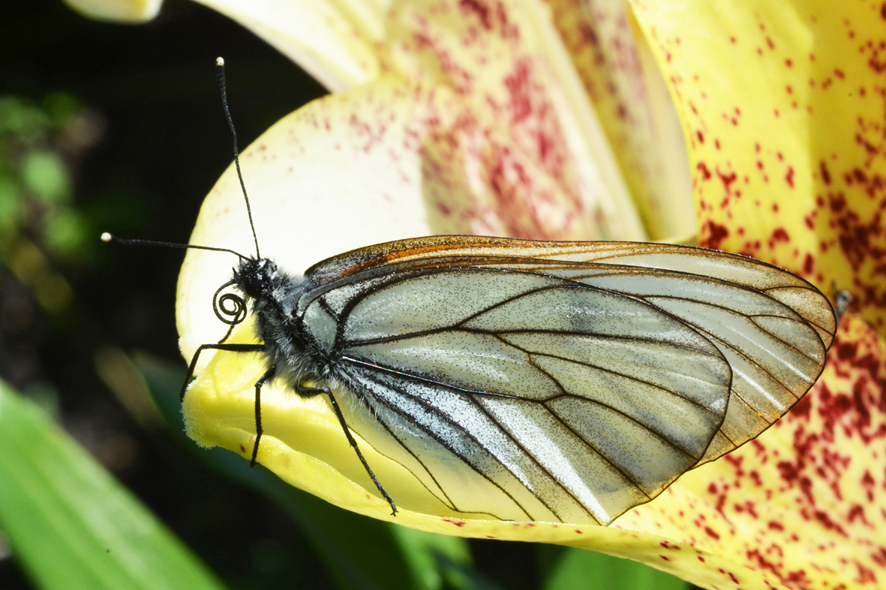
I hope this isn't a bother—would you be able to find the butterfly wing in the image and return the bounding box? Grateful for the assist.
[298,239,835,524]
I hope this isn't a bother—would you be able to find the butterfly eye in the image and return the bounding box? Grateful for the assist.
[242,272,264,298]
[236,259,275,299]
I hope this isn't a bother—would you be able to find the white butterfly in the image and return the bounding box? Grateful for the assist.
[186,235,835,525]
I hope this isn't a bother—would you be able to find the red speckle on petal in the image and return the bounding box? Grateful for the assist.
[862,470,875,502]
[847,504,869,525]
[705,526,721,540]
[718,169,738,194]
[803,252,815,274]
[820,160,832,184]
[700,220,730,249]
[786,166,795,188]
[459,0,492,29]
[697,161,712,180]
[792,394,813,421]
[814,510,847,536]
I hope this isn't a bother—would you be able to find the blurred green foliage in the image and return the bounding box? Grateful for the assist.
[0,94,80,257]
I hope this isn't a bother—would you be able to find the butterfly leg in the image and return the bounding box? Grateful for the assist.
[180,342,265,401]
[298,384,398,517]
[250,366,276,467]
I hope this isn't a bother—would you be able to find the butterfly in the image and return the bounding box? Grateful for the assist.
[175,233,836,526]
[111,58,837,526]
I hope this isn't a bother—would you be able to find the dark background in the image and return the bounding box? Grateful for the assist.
[0,1,548,588]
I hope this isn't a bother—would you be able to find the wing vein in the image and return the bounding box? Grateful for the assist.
[340,356,595,521]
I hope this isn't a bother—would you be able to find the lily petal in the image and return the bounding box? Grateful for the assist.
[62,0,162,22]
[190,0,386,90]
[182,314,786,589]
[79,0,884,587]
[549,0,694,240]
[620,314,886,588]
[630,0,886,332]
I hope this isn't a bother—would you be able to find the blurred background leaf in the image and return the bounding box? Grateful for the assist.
[0,1,694,588]
[0,379,227,590]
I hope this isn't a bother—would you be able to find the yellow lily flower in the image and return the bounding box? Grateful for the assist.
[69,0,886,587]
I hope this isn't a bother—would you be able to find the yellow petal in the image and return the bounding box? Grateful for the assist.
[621,313,886,588]
[630,0,886,331]
[62,0,161,22]
[182,311,885,588]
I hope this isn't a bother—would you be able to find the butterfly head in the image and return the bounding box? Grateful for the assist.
[234,257,278,300]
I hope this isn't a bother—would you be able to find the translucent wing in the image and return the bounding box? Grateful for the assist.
[299,238,835,524]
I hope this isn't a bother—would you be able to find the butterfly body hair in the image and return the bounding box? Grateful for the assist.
[232,257,331,388]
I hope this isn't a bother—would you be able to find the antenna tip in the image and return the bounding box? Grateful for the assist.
[100,232,113,243]
[216,57,225,67]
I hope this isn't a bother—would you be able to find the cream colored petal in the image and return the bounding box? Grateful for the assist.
[381,0,645,240]
[192,0,388,90]
[177,79,441,359]
[548,0,694,241]
[62,0,162,22]
[180,0,645,241]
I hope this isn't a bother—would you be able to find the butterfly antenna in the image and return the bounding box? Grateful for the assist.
[216,57,261,260]
[100,233,249,261]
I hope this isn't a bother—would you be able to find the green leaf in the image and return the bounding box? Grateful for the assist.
[539,545,689,590]
[0,379,228,590]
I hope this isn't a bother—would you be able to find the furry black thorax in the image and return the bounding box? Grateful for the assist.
[232,257,330,387]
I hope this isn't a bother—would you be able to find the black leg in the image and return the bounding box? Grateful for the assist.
[181,342,265,401]
[250,366,276,467]
[298,384,398,516]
